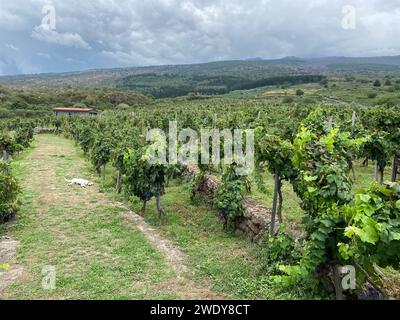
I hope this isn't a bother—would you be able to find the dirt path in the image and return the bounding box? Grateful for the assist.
[1,134,220,299]
[0,236,23,299]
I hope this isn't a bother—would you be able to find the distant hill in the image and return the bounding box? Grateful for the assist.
[0,55,399,96]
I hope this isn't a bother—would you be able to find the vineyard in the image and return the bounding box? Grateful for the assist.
[1,90,400,300]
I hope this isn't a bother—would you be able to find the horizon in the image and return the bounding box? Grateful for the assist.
[1,0,400,76]
[1,53,400,78]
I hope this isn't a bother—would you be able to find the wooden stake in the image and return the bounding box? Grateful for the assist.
[270,174,279,236]
[392,155,398,182]
[351,111,356,130]
[374,162,379,182]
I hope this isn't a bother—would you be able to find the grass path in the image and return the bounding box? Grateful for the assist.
[2,134,219,299]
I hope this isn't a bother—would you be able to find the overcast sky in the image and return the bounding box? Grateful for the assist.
[0,0,399,75]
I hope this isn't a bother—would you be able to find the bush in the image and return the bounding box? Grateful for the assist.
[319,79,328,86]
[373,80,381,87]
[368,92,378,99]
[385,79,392,86]
[215,164,246,224]
[7,98,28,110]
[296,89,305,96]
[386,87,395,93]
[302,98,316,104]
[115,103,131,110]
[261,228,302,274]
[0,162,19,223]
[282,97,294,103]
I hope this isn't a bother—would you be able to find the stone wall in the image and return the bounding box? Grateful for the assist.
[235,197,275,242]
[183,164,275,242]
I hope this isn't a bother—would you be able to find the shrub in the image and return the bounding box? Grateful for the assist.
[0,162,19,223]
[386,87,395,93]
[368,92,378,99]
[296,89,305,96]
[373,80,381,87]
[319,79,328,86]
[7,98,28,110]
[261,227,302,274]
[282,97,294,103]
[215,164,246,225]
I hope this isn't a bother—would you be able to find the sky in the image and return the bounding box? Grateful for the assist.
[0,0,400,75]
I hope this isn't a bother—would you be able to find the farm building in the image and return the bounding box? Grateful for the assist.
[53,107,97,116]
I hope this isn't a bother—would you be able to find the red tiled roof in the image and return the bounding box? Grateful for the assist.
[53,108,95,112]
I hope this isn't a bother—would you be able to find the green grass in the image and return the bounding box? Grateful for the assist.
[4,135,176,299]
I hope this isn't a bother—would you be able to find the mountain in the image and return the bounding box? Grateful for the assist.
[245,57,264,61]
[0,55,399,89]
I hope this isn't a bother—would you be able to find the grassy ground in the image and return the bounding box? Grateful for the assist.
[100,165,306,299]
[4,135,179,299]
[225,78,400,106]
[4,134,308,299]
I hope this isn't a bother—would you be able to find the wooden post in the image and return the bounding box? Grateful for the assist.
[375,162,379,182]
[213,113,218,129]
[156,194,165,218]
[327,116,333,131]
[392,155,398,182]
[351,111,356,130]
[116,171,122,193]
[2,150,9,162]
[277,179,283,224]
[270,174,279,236]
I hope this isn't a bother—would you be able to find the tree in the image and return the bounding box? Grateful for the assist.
[320,79,328,86]
[8,98,28,110]
[90,134,112,177]
[275,110,366,296]
[257,134,297,235]
[215,163,246,227]
[123,138,171,218]
[373,80,381,87]
[296,89,305,96]
[78,126,94,156]
[384,79,392,86]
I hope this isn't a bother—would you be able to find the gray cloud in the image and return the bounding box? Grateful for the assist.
[32,25,91,49]
[0,0,399,75]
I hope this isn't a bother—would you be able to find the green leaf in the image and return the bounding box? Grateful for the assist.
[359,225,379,244]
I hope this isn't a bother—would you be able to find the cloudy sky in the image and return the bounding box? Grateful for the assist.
[0,0,399,75]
